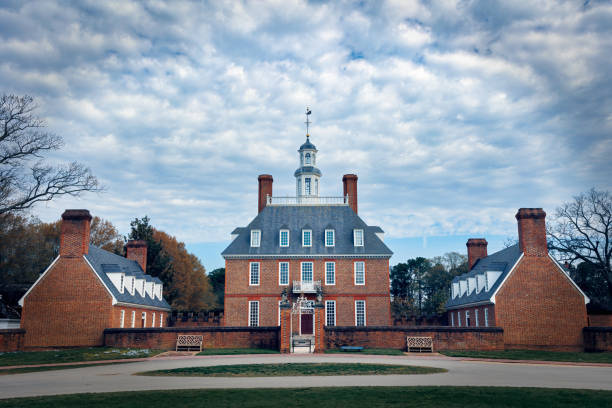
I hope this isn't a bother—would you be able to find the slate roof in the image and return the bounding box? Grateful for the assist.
[445,244,522,309]
[85,245,171,310]
[222,205,393,257]
[299,137,317,151]
[294,166,322,177]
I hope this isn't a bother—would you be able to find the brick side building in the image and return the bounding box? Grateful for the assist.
[19,210,171,347]
[222,131,393,347]
[446,208,589,351]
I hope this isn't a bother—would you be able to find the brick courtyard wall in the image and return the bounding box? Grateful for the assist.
[495,256,588,351]
[588,313,612,327]
[583,327,612,352]
[325,326,504,351]
[104,326,279,350]
[0,329,25,352]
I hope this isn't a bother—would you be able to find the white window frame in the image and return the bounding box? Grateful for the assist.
[325,262,335,285]
[249,262,260,286]
[305,152,311,165]
[325,229,335,247]
[484,308,489,327]
[249,301,259,327]
[457,311,461,327]
[279,229,289,247]
[355,300,366,326]
[302,229,312,247]
[152,312,156,327]
[325,300,336,326]
[120,310,125,328]
[131,311,136,328]
[279,262,289,286]
[305,177,311,195]
[142,312,147,327]
[159,313,164,327]
[450,312,454,327]
[475,309,479,327]
[354,229,364,247]
[301,262,313,282]
[465,310,470,327]
[250,230,261,247]
[354,261,365,285]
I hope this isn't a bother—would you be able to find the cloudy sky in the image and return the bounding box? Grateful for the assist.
[1,0,610,270]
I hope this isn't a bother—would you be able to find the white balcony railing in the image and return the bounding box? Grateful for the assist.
[267,196,349,206]
[293,280,321,293]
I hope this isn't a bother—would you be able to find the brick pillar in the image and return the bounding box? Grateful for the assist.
[516,208,547,257]
[60,209,92,257]
[279,302,292,353]
[126,240,147,272]
[314,303,325,353]
[342,174,358,214]
[466,238,488,270]
[258,174,273,213]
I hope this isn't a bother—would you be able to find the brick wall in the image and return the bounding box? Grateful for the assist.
[20,257,114,347]
[104,326,279,350]
[325,326,504,351]
[225,258,390,326]
[583,327,612,352]
[495,256,588,351]
[588,313,612,327]
[0,329,25,352]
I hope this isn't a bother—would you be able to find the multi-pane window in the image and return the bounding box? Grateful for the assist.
[305,153,311,165]
[457,311,461,327]
[325,301,336,326]
[120,310,125,328]
[249,301,259,327]
[279,230,289,247]
[301,262,313,282]
[325,262,335,285]
[159,313,164,327]
[250,262,260,285]
[355,300,366,326]
[305,178,311,195]
[484,308,489,327]
[354,229,364,246]
[131,311,136,328]
[325,229,335,247]
[354,262,365,285]
[302,230,312,247]
[475,309,479,326]
[152,313,156,327]
[451,312,455,327]
[250,230,261,247]
[279,262,289,285]
[465,310,470,327]
[142,312,147,327]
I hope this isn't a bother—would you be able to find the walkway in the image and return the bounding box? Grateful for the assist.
[1,353,611,399]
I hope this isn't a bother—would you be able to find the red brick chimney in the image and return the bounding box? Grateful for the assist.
[126,240,147,272]
[343,174,358,214]
[516,208,547,257]
[466,238,488,270]
[60,209,92,257]
[258,174,273,213]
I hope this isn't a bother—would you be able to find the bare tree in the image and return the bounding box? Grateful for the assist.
[0,94,100,215]
[547,188,612,298]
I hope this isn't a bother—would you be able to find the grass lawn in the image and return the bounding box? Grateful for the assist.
[138,363,445,377]
[440,349,612,364]
[325,348,405,355]
[1,387,611,408]
[0,347,162,367]
[196,348,279,355]
[0,361,133,375]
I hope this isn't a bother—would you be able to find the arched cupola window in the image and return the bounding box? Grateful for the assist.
[305,152,311,165]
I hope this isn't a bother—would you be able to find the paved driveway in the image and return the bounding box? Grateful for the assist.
[1,353,611,399]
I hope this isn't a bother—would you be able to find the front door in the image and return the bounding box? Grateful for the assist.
[300,313,313,335]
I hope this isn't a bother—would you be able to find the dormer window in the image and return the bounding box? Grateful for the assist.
[302,229,312,247]
[251,230,261,247]
[354,229,364,247]
[279,229,289,247]
[325,229,335,247]
[305,152,311,165]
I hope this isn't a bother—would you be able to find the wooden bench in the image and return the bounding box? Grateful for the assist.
[176,334,203,352]
[406,336,433,352]
[340,346,364,352]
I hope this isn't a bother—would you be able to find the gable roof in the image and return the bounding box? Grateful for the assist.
[446,244,522,309]
[222,205,393,258]
[85,246,171,310]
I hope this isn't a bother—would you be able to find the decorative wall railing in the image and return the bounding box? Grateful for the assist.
[267,196,349,206]
[293,280,321,293]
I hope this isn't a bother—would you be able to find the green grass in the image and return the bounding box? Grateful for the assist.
[1,387,612,408]
[138,363,445,377]
[440,349,612,364]
[196,348,279,355]
[0,361,132,375]
[325,348,405,355]
[0,347,162,367]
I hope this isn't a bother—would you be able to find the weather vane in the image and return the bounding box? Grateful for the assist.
[305,107,312,137]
